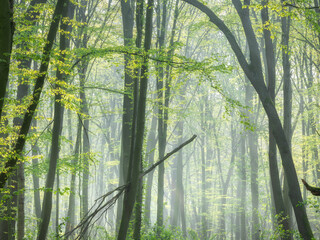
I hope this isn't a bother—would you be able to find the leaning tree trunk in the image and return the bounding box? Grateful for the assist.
[261,3,290,236]
[0,0,66,189]
[0,2,15,234]
[181,0,313,238]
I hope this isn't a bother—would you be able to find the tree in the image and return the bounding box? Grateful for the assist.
[181,0,314,238]
[0,0,13,122]
[0,0,66,189]
[116,0,135,229]
[36,2,71,239]
[117,0,154,238]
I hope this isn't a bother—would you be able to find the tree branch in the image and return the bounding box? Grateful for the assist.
[64,134,197,238]
[284,3,320,10]
[301,179,320,196]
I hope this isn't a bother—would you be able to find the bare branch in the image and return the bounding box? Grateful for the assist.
[63,134,197,239]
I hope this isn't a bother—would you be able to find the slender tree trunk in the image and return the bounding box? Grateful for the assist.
[144,114,157,225]
[171,119,186,237]
[305,53,319,184]
[261,1,291,237]
[31,120,41,221]
[200,105,208,238]
[281,4,293,234]
[65,119,82,238]
[218,116,236,240]
[37,77,65,240]
[116,0,135,229]
[240,134,246,240]
[79,67,90,239]
[133,161,143,240]
[36,2,69,238]
[235,179,241,240]
[117,0,154,238]
[132,0,144,235]
[156,0,169,229]
[245,82,260,240]
[299,75,308,200]
[55,169,60,237]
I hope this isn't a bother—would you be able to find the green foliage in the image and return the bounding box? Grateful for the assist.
[140,225,184,240]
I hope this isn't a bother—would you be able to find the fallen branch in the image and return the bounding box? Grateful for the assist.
[64,134,197,239]
[301,179,320,196]
[141,134,197,178]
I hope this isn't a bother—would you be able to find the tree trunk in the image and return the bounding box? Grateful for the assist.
[55,169,60,237]
[65,119,82,238]
[200,105,208,238]
[156,0,169,229]
[261,1,292,236]
[79,67,90,239]
[144,114,157,225]
[37,78,65,240]
[171,119,186,236]
[117,0,154,238]
[116,0,135,230]
[0,0,66,189]
[240,134,246,240]
[180,0,313,238]
[281,3,293,234]
[31,120,41,221]
[133,161,143,240]
[0,0,13,121]
[36,2,69,238]
[246,91,260,240]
